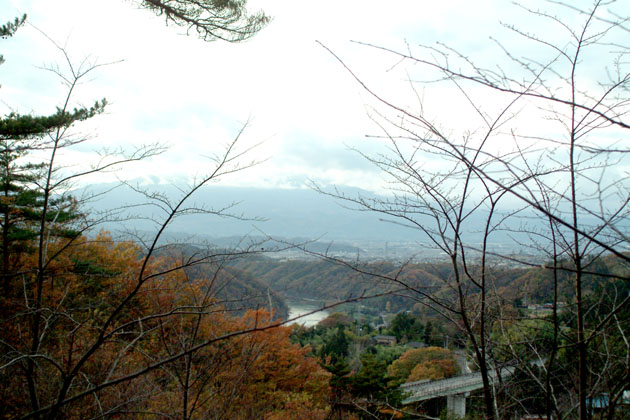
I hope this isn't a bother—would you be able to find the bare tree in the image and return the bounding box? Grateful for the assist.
[319,1,629,419]
[0,30,292,419]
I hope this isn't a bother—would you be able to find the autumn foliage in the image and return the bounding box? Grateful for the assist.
[0,231,330,419]
[388,347,459,383]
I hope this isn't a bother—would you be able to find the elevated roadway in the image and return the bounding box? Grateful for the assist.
[401,366,515,416]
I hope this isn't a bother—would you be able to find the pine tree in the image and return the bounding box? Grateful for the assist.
[324,359,353,420]
[0,16,100,292]
[353,353,403,418]
[0,134,83,291]
[320,325,349,364]
[0,14,26,66]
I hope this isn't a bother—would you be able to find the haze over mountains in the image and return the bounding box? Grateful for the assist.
[83,183,409,238]
[80,183,562,259]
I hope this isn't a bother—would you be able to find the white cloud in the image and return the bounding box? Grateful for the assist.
[1,0,625,193]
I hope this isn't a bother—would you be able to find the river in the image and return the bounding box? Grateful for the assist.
[286,299,329,327]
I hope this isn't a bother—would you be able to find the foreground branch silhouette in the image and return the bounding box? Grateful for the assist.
[319,1,629,418]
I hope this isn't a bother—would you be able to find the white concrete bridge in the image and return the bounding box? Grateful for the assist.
[401,366,515,417]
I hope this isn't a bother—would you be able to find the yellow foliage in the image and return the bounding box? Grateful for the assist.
[388,346,459,382]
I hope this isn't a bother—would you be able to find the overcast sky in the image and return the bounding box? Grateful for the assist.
[1,1,625,193]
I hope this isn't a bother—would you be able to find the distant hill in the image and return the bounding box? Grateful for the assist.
[78,183,415,241]
[76,183,630,261]
[76,183,538,247]
[142,242,628,323]
[153,244,289,319]
[232,257,459,314]
[231,253,628,317]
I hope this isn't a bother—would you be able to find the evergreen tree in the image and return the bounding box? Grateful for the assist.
[390,312,423,342]
[0,16,101,292]
[140,0,269,42]
[323,359,353,420]
[0,135,83,292]
[320,325,349,364]
[423,320,434,346]
[0,14,26,66]
[353,353,404,419]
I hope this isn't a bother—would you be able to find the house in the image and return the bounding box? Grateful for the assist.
[586,393,610,416]
[373,335,397,346]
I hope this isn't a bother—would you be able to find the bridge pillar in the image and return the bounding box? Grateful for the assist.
[447,393,468,418]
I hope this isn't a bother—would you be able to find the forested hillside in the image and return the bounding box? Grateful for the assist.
[182,252,289,319]
[235,257,526,314]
